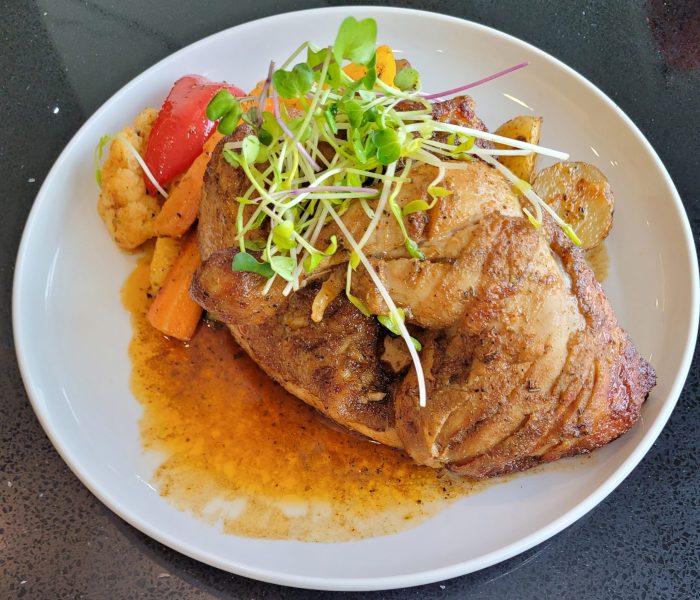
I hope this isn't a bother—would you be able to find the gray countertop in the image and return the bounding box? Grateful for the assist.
[2,1,699,598]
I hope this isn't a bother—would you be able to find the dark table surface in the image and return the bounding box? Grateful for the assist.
[2,1,699,598]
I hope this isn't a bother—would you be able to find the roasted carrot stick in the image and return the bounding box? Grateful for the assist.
[147,232,202,341]
[153,132,223,237]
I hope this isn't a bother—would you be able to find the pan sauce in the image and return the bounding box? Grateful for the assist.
[123,257,477,541]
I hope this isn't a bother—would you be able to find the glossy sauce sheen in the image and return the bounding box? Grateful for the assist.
[123,258,476,541]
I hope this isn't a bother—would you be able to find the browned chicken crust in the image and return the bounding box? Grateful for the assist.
[191,97,655,479]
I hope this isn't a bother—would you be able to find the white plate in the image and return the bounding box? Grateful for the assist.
[13,6,699,592]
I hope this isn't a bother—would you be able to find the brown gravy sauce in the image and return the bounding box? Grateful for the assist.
[123,257,477,541]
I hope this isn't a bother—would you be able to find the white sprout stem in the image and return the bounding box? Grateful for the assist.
[356,162,397,250]
[422,138,532,156]
[115,134,168,198]
[261,273,277,296]
[281,168,345,210]
[471,148,534,156]
[427,162,446,191]
[432,122,569,160]
[271,86,320,172]
[325,202,427,407]
[410,148,472,171]
[374,77,426,100]
[279,41,309,70]
[296,50,332,143]
[359,199,375,219]
[282,204,330,296]
[343,167,408,182]
[474,149,573,226]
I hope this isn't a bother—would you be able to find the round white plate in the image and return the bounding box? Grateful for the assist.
[13,6,699,592]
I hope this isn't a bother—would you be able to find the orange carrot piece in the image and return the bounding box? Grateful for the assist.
[343,45,396,86]
[147,233,202,341]
[244,80,303,112]
[153,132,223,237]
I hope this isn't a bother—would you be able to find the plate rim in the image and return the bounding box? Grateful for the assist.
[12,5,700,592]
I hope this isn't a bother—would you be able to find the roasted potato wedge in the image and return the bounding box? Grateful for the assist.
[149,236,182,295]
[533,161,614,249]
[494,116,543,183]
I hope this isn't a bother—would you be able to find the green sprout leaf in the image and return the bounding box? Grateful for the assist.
[352,129,368,163]
[303,252,323,274]
[347,292,371,317]
[453,136,475,154]
[206,89,236,121]
[349,251,360,270]
[288,117,313,144]
[371,128,400,165]
[562,223,582,246]
[270,255,296,281]
[427,186,452,198]
[232,252,274,279]
[217,101,243,135]
[394,67,421,91]
[258,128,273,146]
[333,16,377,66]
[324,235,338,256]
[242,107,260,129]
[303,234,339,273]
[362,53,377,90]
[272,63,314,99]
[245,238,267,251]
[403,137,423,155]
[272,219,296,250]
[307,47,343,88]
[241,135,261,164]
[402,199,435,216]
[235,196,257,205]
[262,111,282,139]
[324,103,338,135]
[363,106,378,124]
[377,309,422,350]
[94,134,112,186]
[342,99,363,128]
[377,307,406,336]
[388,195,425,261]
[404,238,426,260]
[222,148,241,167]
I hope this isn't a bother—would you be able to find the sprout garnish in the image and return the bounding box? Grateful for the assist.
[198,16,580,408]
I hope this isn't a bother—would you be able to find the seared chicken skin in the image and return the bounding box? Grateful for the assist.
[191,98,655,479]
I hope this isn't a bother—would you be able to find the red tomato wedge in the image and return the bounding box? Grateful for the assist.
[144,75,244,195]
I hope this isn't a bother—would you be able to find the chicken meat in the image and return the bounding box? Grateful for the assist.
[190,97,655,479]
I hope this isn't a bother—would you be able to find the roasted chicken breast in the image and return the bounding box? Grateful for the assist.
[191,97,655,479]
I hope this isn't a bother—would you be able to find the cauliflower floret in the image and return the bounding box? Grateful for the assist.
[97,107,161,250]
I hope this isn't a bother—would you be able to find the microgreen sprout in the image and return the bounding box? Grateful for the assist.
[94,134,112,186]
[202,17,578,408]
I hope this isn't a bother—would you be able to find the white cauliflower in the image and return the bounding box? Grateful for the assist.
[97,107,161,250]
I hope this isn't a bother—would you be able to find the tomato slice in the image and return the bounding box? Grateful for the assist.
[144,75,244,195]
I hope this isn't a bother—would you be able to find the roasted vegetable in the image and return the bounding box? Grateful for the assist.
[144,75,244,195]
[533,161,614,249]
[149,236,182,295]
[96,108,160,250]
[494,116,543,183]
[147,233,202,340]
[153,131,224,238]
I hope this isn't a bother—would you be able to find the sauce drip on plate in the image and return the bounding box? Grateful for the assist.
[122,257,477,541]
